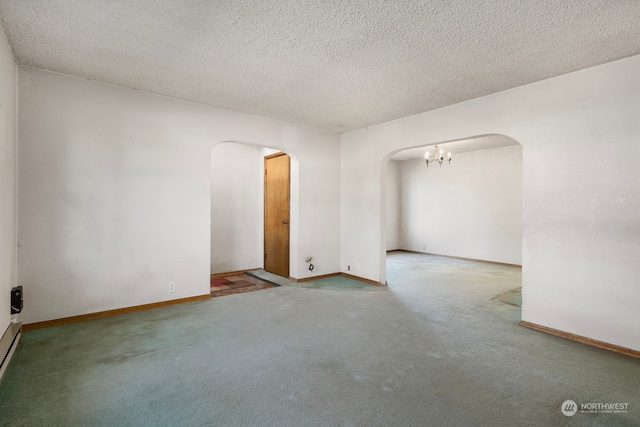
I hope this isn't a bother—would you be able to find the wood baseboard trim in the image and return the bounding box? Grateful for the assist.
[210,268,260,279]
[292,272,383,286]
[519,321,640,360]
[396,250,522,268]
[22,294,211,332]
[289,273,341,283]
[340,272,384,286]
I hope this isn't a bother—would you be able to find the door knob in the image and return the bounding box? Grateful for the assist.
[282,220,289,224]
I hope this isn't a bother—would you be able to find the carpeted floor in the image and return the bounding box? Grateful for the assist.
[0,252,638,426]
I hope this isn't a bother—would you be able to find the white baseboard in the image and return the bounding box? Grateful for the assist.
[0,322,22,383]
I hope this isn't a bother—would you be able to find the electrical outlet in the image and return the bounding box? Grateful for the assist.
[348,265,350,271]
[169,282,176,293]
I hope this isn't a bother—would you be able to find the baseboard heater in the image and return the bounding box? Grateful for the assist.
[0,322,22,383]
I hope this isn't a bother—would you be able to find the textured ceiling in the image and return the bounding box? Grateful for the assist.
[1,1,640,133]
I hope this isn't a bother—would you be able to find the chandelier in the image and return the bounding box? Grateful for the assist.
[424,145,452,167]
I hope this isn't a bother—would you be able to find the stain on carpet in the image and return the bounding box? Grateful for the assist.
[493,287,522,307]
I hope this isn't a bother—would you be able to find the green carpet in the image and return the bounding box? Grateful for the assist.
[0,253,638,426]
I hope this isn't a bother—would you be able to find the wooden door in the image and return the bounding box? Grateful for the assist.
[264,152,290,277]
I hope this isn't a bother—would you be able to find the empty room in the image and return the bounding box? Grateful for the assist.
[1,1,639,426]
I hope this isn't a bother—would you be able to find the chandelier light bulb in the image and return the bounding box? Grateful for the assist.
[448,152,452,159]
[425,151,430,159]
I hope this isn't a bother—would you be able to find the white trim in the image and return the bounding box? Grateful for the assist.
[0,322,21,383]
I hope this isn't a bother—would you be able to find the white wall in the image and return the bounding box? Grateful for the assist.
[18,67,341,324]
[210,143,263,274]
[385,160,400,250]
[341,55,640,351]
[0,26,17,331]
[398,145,522,264]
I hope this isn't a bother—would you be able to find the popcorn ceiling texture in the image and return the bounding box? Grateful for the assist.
[1,0,639,132]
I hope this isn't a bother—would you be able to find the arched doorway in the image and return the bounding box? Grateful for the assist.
[209,142,299,280]
[380,134,523,313]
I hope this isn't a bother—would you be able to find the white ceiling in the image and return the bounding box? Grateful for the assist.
[390,134,518,161]
[1,1,639,133]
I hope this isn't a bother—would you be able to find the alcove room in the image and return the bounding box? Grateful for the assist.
[384,136,523,312]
